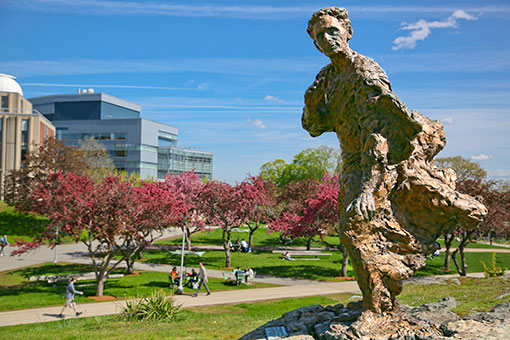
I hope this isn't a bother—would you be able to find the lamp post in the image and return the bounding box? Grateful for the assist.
[176,217,186,295]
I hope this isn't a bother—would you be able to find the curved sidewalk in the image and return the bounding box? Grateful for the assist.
[0,281,362,327]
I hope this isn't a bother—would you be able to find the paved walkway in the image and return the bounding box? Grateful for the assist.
[0,281,362,327]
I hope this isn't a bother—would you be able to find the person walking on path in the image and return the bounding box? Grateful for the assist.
[193,262,211,297]
[58,277,84,318]
[0,235,8,256]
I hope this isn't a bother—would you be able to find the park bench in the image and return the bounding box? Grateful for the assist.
[222,270,256,285]
[29,272,124,284]
[272,250,332,260]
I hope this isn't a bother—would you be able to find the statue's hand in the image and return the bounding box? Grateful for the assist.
[347,192,375,220]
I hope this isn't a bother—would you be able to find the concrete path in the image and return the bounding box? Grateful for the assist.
[0,228,182,272]
[0,281,362,327]
[439,247,510,253]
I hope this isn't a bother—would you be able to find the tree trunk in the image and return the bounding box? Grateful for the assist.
[339,243,349,277]
[443,231,454,271]
[96,276,107,296]
[186,226,192,251]
[306,236,313,250]
[125,256,134,274]
[95,262,109,296]
[248,222,258,249]
[223,228,232,268]
[451,230,473,276]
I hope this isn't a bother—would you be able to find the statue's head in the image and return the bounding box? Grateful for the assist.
[307,7,353,57]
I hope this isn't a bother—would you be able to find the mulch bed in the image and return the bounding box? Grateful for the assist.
[87,295,116,301]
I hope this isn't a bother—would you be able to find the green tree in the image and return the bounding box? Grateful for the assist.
[78,136,115,181]
[435,156,487,271]
[436,156,487,182]
[259,159,288,186]
[259,146,340,187]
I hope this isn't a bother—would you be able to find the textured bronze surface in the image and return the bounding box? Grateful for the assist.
[303,7,487,314]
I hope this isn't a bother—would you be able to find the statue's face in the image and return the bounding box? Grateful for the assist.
[311,15,349,57]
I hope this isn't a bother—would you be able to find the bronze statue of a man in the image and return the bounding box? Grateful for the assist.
[303,7,487,314]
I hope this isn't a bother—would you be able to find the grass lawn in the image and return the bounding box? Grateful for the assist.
[1,275,508,339]
[0,201,49,242]
[0,263,275,312]
[143,240,510,281]
[142,248,356,281]
[398,275,510,316]
[159,227,509,251]
[415,252,510,276]
[0,294,351,340]
[158,226,341,249]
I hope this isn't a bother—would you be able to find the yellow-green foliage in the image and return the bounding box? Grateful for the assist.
[481,252,508,278]
[121,290,182,322]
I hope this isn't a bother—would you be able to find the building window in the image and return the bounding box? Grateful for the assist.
[21,119,29,144]
[112,132,127,140]
[44,126,48,139]
[1,96,7,110]
[114,144,127,157]
[20,146,27,162]
[56,128,68,140]
[158,137,176,147]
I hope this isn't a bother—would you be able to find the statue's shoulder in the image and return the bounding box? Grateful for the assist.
[315,63,335,82]
[307,63,335,93]
[352,53,392,92]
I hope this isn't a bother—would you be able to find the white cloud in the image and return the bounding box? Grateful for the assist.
[440,117,455,124]
[393,10,477,50]
[247,118,267,129]
[264,95,284,103]
[471,153,493,161]
[196,83,208,91]
[0,57,322,78]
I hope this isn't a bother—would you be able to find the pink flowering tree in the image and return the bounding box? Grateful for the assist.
[198,181,243,268]
[120,179,188,274]
[269,178,321,249]
[237,176,270,248]
[14,173,183,296]
[269,174,349,276]
[164,171,205,250]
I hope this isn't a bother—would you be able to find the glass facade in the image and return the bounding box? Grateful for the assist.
[52,101,139,121]
[158,147,212,179]
[58,131,128,142]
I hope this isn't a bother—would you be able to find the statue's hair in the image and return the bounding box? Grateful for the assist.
[307,7,353,41]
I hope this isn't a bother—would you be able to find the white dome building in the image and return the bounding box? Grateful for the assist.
[0,73,55,198]
[0,73,23,96]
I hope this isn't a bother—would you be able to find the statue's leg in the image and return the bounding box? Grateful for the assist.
[341,220,396,313]
[341,216,421,313]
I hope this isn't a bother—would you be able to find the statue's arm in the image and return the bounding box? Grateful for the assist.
[303,65,335,136]
[346,133,388,220]
[304,66,330,112]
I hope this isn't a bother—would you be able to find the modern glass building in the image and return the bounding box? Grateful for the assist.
[29,91,212,180]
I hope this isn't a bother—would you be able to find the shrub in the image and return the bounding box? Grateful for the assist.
[121,290,181,321]
[480,253,508,278]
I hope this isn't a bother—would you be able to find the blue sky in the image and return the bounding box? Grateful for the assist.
[1,0,509,183]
